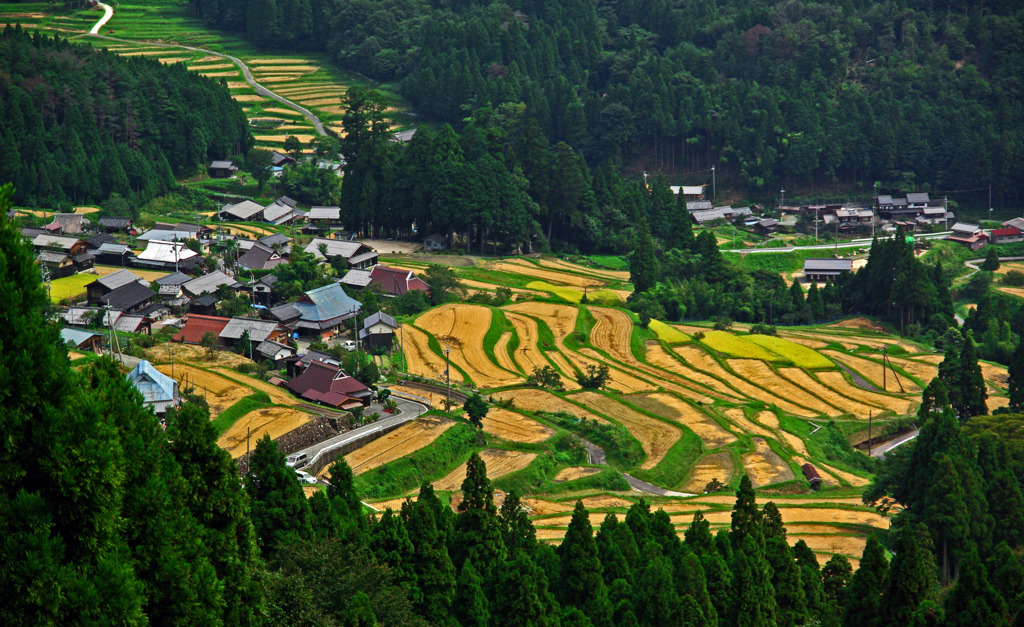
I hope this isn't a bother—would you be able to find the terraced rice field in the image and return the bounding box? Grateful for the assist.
[416,304,522,388]
[727,360,838,416]
[553,467,602,482]
[682,452,736,492]
[403,326,461,383]
[742,438,796,487]
[570,391,681,469]
[339,416,455,476]
[816,370,916,414]
[432,449,537,491]
[154,364,250,417]
[491,389,606,423]
[627,393,736,448]
[218,407,313,458]
[537,258,630,281]
[491,260,603,287]
[481,408,555,443]
[505,313,561,378]
[492,332,517,372]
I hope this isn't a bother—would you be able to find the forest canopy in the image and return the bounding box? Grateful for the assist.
[0,27,253,208]
[190,0,1024,203]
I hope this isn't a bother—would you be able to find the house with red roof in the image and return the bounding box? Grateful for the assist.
[990,227,1023,245]
[340,265,430,297]
[285,360,371,409]
[172,314,231,346]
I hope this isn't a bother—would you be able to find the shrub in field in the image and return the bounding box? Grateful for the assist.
[1003,270,1024,286]
[543,411,645,468]
[526,366,565,392]
[575,364,610,389]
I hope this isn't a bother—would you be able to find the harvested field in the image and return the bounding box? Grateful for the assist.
[210,368,299,406]
[200,70,240,77]
[189,62,234,70]
[226,81,249,89]
[742,438,796,487]
[491,260,603,287]
[144,342,250,368]
[481,408,555,443]
[416,304,522,388]
[252,64,319,72]
[154,364,249,416]
[261,107,303,116]
[254,133,315,141]
[645,345,742,400]
[256,75,305,83]
[588,306,637,365]
[682,452,735,493]
[822,351,888,389]
[818,462,870,487]
[505,302,578,340]
[539,259,630,281]
[157,57,191,64]
[218,407,313,458]
[433,449,537,491]
[776,367,881,417]
[235,95,268,102]
[753,411,808,456]
[724,408,776,441]
[522,498,569,516]
[628,393,736,448]
[553,467,602,482]
[340,416,455,476]
[990,395,1010,410]
[462,279,546,297]
[506,313,553,374]
[773,506,889,527]
[492,332,517,373]
[817,370,916,414]
[673,346,815,416]
[571,391,682,469]
[791,535,869,562]
[546,351,581,383]
[491,388,605,423]
[779,335,831,349]
[727,360,838,416]
[577,348,656,393]
[367,497,414,513]
[402,325,461,383]
[832,317,888,332]
[580,495,635,510]
[980,362,1009,388]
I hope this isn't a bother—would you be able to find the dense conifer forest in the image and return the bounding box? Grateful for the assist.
[190,0,1024,203]
[0,27,252,208]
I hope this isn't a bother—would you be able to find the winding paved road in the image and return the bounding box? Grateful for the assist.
[85,3,327,136]
[722,231,955,254]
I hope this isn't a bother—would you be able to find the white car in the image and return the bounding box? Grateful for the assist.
[285,453,308,468]
[294,470,317,485]
[340,340,356,352]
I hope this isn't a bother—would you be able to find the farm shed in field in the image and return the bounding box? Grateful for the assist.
[208,160,238,178]
[801,463,823,490]
[60,328,102,352]
[127,360,180,415]
[803,258,853,282]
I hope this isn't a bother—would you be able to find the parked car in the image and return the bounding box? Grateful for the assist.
[285,452,308,468]
[340,340,356,351]
[295,470,317,484]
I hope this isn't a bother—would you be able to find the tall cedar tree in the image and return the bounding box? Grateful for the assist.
[842,535,888,627]
[793,540,826,618]
[943,548,1008,625]
[491,553,561,627]
[405,500,456,622]
[0,183,145,623]
[629,218,660,295]
[453,558,490,627]
[368,509,420,604]
[730,534,778,627]
[245,434,313,559]
[675,550,717,626]
[1009,320,1024,412]
[822,554,853,623]
[986,542,1024,619]
[880,524,938,625]
[955,335,988,421]
[731,475,761,545]
[500,490,537,553]
[975,436,1024,548]
[633,553,683,626]
[452,453,506,580]
[558,501,614,626]
[765,536,808,627]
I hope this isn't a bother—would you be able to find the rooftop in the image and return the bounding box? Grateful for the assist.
[100,281,155,311]
[220,318,283,343]
[182,271,240,297]
[804,258,853,272]
[173,314,231,344]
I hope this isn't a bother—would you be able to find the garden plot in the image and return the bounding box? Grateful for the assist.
[672,346,815,416]
[645,345,743,400]
[340,416,455,476]
[402,325,462,383]
[218,407,313,458]
[432,449,537,492]
[492,332,517,373]
[727,360,838,416]
[481,407,555,443]
[416,304,522,388]
[816,370,915,414]
[491,389,606,423]
[553,467,602,482]
[570,391,682,469]
[491,260,603,287]
[682,452,735,493]
[538,258,631,281]
[628,393,736,448]
[154,364,250,416]
[777,367,879,416]
[742,438,796,487]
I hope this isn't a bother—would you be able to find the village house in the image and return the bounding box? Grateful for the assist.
[341,265,430,297]
[135,240,201,272]
[803,258,853,283]
[307,206,342,232]
[270,282,362,338]
[219,200,266,222]
[98,217,133,233]
[86,269,148,304]
[219,318,288,352]
[423,233,448,251]
[173,314,231,346]
[43,213,88,235]
[154,271,191,300]
[60,328,102,352]
[236,242,288,271]
[99,280,156,315]
[256,339,296,367]
[991,227,1024,245]
[303,238,378,269]
[669,185,706,200]
[359,311,399,350]
[126,360,180,415]
[1002,217,1024,232]
[181,270,242,299]
[947,222,989,251]
[208,160,238,178]
[263,197,306,225]
[251,274,279,306]
[188,294,220,315]
[285,360,371,409]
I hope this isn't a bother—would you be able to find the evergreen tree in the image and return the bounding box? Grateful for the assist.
[822,554,853,622]
[464,393,489,428]
[629,219,660,295]
[1009,322,1024,413]
[880,524,937,625]
[405,500,455,622]
[981,246,1001,272]
[245,434,313,559]
[761,502,786,540]
[558,501,613,626]
[453,558,490,627]
[491,553,560,627]
[729,534,778,627]
[793,540,825,618]
[675,550,717,626]
[369,509,420,604]
[986,542,1024,620]
[500,490,537,553]
[766,536,807,627]
[452,453,506,580]
[842,535,888,627]
[633,554,683,626]
[955,335,988,421]
[327,457,366,536]
[341,591,378,627]
[731,475,761,545]
[944,548,1008,626]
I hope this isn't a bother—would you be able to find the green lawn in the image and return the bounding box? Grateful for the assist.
[48,273,95,303]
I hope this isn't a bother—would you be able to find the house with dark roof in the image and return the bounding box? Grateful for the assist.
[154,271,191,299]
[93,242,134,266]
[755,218,779,234]
[803,258,853,282]
[359,311,399,350]
[237,242,288,271]
[285,360,370,409]
[189,293,220,315]
[37,250,76,278]
[303,238,378,268]
[342,265,430,297]
[686,200,713,212]
[270,151,295,167]
[252,274,279,306]
[256,339,295,366]
[208,160,238,178]
[423,233,448,251]
[127,360,180,414]
[259,232,291,252]
[173,314,231,345]
[86,269,148,304]
[98,217,133,232]
[100,280,156,314]
[182,271,242,298]
[271,282,361,338]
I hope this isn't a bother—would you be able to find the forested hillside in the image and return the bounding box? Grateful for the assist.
[191,0,1024,202]
[0,27,252,207]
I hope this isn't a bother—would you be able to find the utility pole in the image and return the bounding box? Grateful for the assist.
[868,410,872,457]
[711,166,716,203]
[989,183,993,222]
[882,346,886,391]
[443,343,452,411]
[779,188,785,215]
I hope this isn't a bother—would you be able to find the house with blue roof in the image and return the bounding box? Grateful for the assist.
[270,282,361,339]
[60,327,102,352]
[126,360,180,415]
